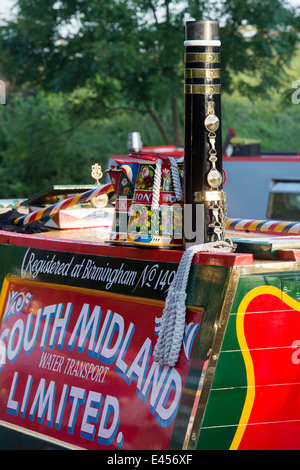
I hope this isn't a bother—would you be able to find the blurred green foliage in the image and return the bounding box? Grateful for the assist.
[0,0,299,198]
[0,90,165,197]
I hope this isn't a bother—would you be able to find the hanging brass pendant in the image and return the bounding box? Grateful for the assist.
[207,168,223,189]
[204,114,220,133]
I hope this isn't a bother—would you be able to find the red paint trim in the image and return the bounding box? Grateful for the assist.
[0,231,183,262]
[0,230,253,266]
[278,249,300,261]
[192,252,253,266]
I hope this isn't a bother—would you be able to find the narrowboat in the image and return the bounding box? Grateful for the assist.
[0,20,300,451]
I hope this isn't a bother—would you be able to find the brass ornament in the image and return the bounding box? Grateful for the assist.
[91,163,103,185]
[207,168,223,189]
[194,190,225,202]
[204,114,220,133]
[202,102,227,241]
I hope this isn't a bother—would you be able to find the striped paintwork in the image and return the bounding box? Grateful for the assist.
[226,218,300,235]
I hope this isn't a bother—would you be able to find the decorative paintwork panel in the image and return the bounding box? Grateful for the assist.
[197,271,300,450]
[0,277,202,450]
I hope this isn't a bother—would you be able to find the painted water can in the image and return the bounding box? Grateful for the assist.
[127,158,184,247]
[107,162,139,243]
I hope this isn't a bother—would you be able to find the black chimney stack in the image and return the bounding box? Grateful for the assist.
[184,20,226,247]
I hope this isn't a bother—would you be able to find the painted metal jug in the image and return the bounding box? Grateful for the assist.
[127,157,184,247]
[107,162,139,243]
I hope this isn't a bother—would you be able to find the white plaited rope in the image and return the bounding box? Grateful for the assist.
[151,159,162,211]
[169,157,183,201]
[153,240,235,367]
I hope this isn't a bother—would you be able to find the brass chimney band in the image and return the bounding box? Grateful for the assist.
[184,52,221,94]
[184,68,221,79]
[184,52,220,63]
[184,84,221,95]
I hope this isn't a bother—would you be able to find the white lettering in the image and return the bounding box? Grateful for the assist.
[292,80,300,104]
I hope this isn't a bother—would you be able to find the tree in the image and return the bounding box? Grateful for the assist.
[0,91,86,197]
[219,0,300,96]
[0,0,299,145]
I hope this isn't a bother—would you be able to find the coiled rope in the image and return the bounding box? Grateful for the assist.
[153,240,235,367]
